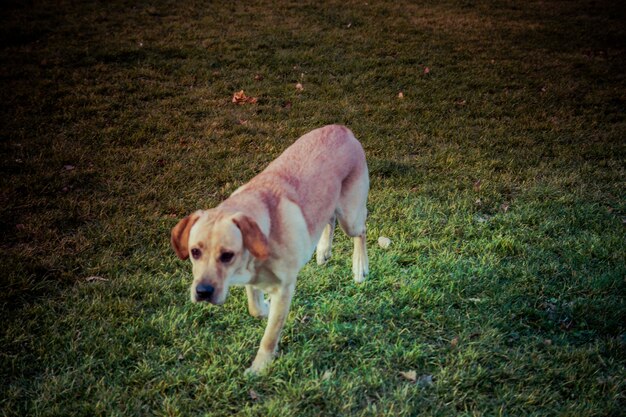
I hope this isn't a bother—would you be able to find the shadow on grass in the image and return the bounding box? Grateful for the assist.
[369,159,416,180]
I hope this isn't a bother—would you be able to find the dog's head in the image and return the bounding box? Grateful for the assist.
[171,210,269,304]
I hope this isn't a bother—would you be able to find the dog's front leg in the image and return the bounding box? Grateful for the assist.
[245,282,295,375]
[245,285,269,318]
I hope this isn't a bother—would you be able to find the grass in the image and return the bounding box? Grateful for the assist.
[1,0,624,415]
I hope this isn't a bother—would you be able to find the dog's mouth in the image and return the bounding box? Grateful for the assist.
[195,292,213,303]
[196,295,226,305]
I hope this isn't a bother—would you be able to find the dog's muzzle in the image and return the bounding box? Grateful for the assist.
[195,283,214,302]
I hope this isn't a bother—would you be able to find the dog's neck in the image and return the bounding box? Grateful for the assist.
[218,188,272,238]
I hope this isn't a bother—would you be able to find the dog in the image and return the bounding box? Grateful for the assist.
[171,125,369,374]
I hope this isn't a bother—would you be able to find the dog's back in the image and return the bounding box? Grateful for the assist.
[251,125,367,238]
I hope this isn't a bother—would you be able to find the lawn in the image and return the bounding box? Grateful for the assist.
[1,0,624,416]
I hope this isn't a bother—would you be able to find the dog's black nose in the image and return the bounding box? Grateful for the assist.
[195,283,214,301]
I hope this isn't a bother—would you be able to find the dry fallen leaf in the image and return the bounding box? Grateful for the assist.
[248,389,259,401]
[378,236,391,249]
[474,214,490,223]
[85,276,109,283]
[400,370,417,382]
[232,90,258,105]
[450,336,459,348]
[295,82,304,91]
[473,179,482,192]
[321,370,333,381]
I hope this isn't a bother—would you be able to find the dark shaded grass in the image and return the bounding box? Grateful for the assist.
[1,0,625,416]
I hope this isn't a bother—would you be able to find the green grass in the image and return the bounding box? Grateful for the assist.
[1,0,625,415]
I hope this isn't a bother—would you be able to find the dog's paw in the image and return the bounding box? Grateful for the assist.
[249,299,270,319]
[245,350,274,375]
[316,251,331,266]
[353,265,368,283]
[244,366,259,376]
[256,300,270,319]
[353,272,367,283]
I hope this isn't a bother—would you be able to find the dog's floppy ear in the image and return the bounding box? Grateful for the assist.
[233,214,269,260]
[171,211,201,260]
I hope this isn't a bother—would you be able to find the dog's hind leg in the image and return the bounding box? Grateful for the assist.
[351,232,368,283]
[337,169,369,283]
[316,214,336,265]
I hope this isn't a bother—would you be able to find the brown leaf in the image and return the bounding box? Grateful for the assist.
[85,276,109,283]
[249,389,260,401]
[232,90,257,105]
[254,74,263,81]
[450,336,459,348]
[400,370,417,382]
[474,214,490,223]
[473,179,482,192]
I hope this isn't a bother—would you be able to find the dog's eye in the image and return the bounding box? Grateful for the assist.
[219,251,234,263]
[190,248,202,260]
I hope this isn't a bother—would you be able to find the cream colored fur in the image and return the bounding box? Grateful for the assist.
[171,125,369,374]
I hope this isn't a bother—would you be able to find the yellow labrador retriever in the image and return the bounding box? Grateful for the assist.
[171,125,369,374]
